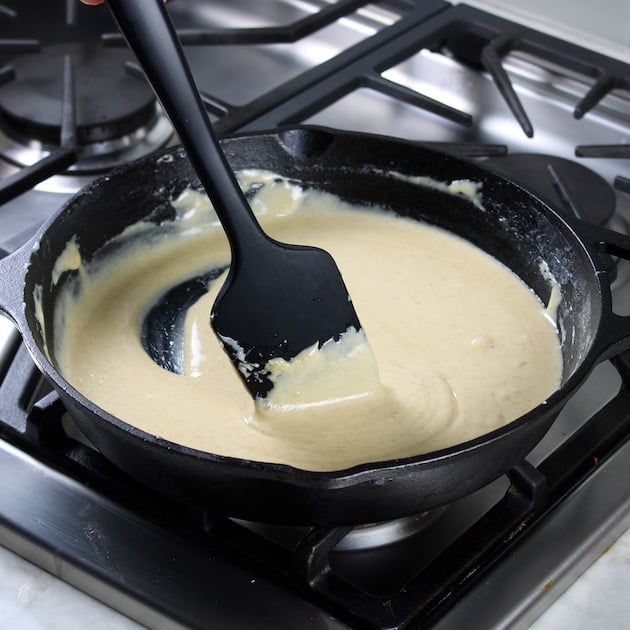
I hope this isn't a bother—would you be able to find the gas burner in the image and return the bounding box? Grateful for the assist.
[0,48,173,175]
[334,510,446,551]
[1,45,157,146]
[233,509,446,552]
[482,153,617,226]
[0,2,174,178]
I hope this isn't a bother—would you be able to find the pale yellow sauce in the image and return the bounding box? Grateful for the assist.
[52,171,562,471]
[261,326,382,412]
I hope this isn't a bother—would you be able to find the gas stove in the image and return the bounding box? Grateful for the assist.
[0,1,629,628]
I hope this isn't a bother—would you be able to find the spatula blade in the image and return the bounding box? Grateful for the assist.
[211,241,361,399]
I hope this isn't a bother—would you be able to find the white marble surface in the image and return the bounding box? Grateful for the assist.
[530,527,630,630]
[1,527,630,629]
[0,545,143,630]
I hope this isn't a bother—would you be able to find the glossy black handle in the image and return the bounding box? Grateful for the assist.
[0,242,33,330]
[106,0,266,259]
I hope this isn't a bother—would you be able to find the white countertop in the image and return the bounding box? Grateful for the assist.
[530,527,630,629]
[0,544,142,630]
[1,526,630,629]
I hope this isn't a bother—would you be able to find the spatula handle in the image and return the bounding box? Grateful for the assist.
[107,0,266,258]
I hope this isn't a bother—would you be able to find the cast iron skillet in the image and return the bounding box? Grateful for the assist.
[2,126,630,526]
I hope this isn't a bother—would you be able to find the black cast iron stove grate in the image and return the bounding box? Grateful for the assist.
[1,1,628,204]
[0,1,630,629]
[1,326,630,628]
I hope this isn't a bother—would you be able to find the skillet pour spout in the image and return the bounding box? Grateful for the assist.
[3,126,630,525]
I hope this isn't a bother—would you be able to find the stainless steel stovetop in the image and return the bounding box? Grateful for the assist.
[0,1,629,628]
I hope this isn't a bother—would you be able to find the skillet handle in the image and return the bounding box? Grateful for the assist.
[0,243,31,330]
[580,223,630,361]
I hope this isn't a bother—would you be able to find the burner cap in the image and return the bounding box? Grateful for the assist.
[0,43,156,145]
[233,509,447,552]
[483,154,616,226]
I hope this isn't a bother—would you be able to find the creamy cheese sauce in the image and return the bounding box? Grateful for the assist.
[262,326,382,411]
[52,171,563,471]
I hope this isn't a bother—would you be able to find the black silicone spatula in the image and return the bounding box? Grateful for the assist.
[107,0,362,399]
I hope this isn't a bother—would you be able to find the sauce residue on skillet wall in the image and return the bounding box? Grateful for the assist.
[49,170,563,471]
